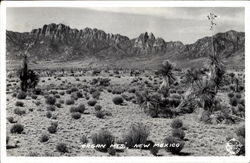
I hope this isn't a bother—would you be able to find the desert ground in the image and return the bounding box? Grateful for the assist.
[6,65,245,156]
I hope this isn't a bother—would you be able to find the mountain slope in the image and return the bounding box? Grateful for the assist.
[6,23,245,69]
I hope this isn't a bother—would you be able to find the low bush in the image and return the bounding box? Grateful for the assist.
[172,128,185,140]
[91,129,115,152]
[164,136,184,154]
[112,96,124,105]
[17,91,27,99]
[95,110,105,119]
[71,112,81,119]
[94,105,102,111]
[80,135,88,144]
[170,119,183,129]
[45,96,56,105]
[14,108,26,116]
[56,143,68,153]
[65,98,75,105]
[15,101,24,107]
[236,125,245,138]
[88,99,97,106]
[10,123,24,134]
[123,122,150,148]
[40,134,49,142]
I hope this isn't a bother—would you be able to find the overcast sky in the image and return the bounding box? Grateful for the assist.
[6,7,244,44]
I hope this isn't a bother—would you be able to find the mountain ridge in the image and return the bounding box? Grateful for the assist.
[6,23,245,69]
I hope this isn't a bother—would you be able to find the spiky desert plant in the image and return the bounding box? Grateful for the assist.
[158,60,175,97]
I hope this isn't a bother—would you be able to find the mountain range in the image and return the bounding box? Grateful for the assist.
[6,23,245,69]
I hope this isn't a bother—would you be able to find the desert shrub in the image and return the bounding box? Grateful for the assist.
[235,93,242,99]
[33,88,42,95]
[95,110,105,119]
[88,99,97,106]
[80,135,88,144]
[123,122,150,148]
[59,91,65,95]
[47,105,56,111]
[172,128,185,140]
[17,91,27,99]
[200,110,211,123]
[10,123,24,134]
[56,143,68,153]
[48,122,58,134]
[92,91,101,99]
[40,134,49,142]
[164,136,184,154]
[15,101,24,107]
[55,103,61,108]
[112,96,124,105]
[150,146,159,156]
[236,125,245,138]
[239,99,245,106]
[31,95,38,99]
[14,108,26,116]
[45,96,56,105]
[7,116,16,123]
[77,104,85,113]
[65,98,75,105]
[227,92,234,98]
[12,93,17,97]
[71,112,81,119]
[91,129,115,152]
[54,94,60,99]
[107,147,116,156]
[46,111,52,118]
[230,97,238,107]
[170,119,183,129]
[95,105,102,111]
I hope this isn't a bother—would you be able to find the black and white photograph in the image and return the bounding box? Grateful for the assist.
[1,1,249,162]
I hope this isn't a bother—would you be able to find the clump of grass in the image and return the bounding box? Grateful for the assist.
[15,101,24,107]
[95,110,105,119]
[80,135,88,144]
[46,111,52,118]
[17,91,27,99]
[107,147,116,156]
[7,116,16,123]
[65,98,75,105]
[172,128,185,140]
[94,105,102,111]
[40,134,49,142]
[227,92,234,98]
[236,125,245,138]
[71,112,81,119]
[10,123,24,134]
[48,122,58,134]
[123,122,150,148]
[112,96,124,105]
[45,96,56,105]
[230,97,238,107]
[47,105,56,111]
[14,108,26,116]
[170,119,183,129]
[56,143,68,153]
[87,99,97,106]
[164,136,184,154]
[91,129,115,152]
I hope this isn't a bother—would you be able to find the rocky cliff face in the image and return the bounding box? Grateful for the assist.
[6,23,245,62]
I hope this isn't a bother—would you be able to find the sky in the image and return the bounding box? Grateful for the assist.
[6,7,244,44]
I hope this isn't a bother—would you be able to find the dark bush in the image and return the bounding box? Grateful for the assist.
[150,146,159,156]
[7,116,16,123]
[112,96,124,105]
[123,122,149,148]
[91,129,115,152]
[45,96,56,105]
[170,119,183,129]
[48,122,58,134]
[230,97,238,107]
[33,88,42,95]
[107,147,116,156]
[164,136,184,154]
[10,123,24,134]
[80,135,88,144]
[71,112,81,119]
[95,105,102,111]
[40,134,49,142]
[88,99,97,106]
[15,101,24,107]
[56,143,68,153]
[172,128,185,140]
[95,110,105,119]
[236,125,245,138]
[65,98,75,105]
[46,111,52,118]
[77,104,85,113]
[227,92,234,98]
[17,91,27,99]
[14,108,26,116]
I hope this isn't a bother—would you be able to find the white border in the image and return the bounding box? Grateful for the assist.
[1,1,250,163]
